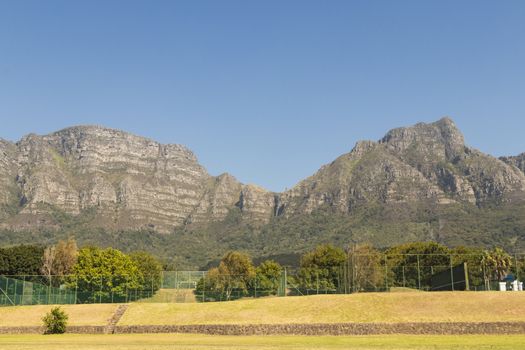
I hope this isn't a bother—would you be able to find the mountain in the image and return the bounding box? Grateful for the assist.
[0,126,274,233]
[279,118,525,214]
[1,118,524,268]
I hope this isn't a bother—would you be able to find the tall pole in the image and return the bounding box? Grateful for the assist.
[450,255,455,291]
[384,254,388,291]
[515,253,520,283]
[417,255,421,290]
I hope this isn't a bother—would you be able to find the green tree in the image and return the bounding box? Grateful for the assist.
[69,247,142,303]
[483,247,512,285]
[385,242,451,289]
[348,244,384,292]
[195,251,255,301]
[255,260,283,296]
[296,244,346,293]
[0,245,44,276]
[195,267,224,301]
[41,238,78,286]
[129,251,163,293]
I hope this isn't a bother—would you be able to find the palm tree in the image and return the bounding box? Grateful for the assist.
[482,248,512,289]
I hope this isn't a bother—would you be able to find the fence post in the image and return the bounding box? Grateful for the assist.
[384,254,388,291]
[278,266,288,297]
[99,276,103,304]
[514,252,520,282]
[352,252,356,293]
[22,276,26,305]
[450,255,455,291]
[417,254,421,290]
[46,278,51,305]
[464,262,470,291]
[316,272,319,294]
[202,274,205,302]
[482,259,489,291]
[344,259,348,294]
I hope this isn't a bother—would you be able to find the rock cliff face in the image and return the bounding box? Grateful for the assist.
[501,153,525,176]
[0,119,524,240]
[276,118,525,217]
[0,126,274,233]
[0,139,18,218]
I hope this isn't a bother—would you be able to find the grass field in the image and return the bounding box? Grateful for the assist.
[2,292,525,327]
[0,304,118,327]
[119,292,525,325]
[1,334,524,350]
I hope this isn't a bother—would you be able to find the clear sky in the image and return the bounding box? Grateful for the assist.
[0,1,524,192]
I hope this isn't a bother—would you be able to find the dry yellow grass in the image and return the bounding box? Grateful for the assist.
[2,292,525,328]
[119,292,525,325]
[0,304,119,327]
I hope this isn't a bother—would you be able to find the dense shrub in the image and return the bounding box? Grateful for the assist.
[42,307,68,334]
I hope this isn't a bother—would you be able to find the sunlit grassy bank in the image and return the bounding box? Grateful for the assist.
[0,304,117,327]
[120,292,525,325]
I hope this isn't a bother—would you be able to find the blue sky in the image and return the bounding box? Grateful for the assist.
[0,1,524,192]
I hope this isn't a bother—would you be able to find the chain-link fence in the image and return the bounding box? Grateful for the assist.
[283,252,525,294]
[161,271,206,289]
[0,271,207,306]
[195,273,287,302]
[2,253,524,305]
[0,275,76,306]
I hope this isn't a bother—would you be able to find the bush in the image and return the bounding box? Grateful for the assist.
[42,307,68,334]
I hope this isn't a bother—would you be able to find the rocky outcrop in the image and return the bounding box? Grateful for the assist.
[1,126,272,233]
[0,139,17,216]
[238,184,276,221]
[186,173,243,224]
[501,153,525,175]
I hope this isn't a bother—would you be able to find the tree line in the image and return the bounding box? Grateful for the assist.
[196,242,520,300]
[1,240,521,303]
[0,238,163,303]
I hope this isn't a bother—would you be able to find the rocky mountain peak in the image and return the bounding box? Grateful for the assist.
[379,117,465,160]
[276,117,525,218]
[46,125,199,164]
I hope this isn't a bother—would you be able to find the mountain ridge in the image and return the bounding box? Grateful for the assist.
[1,117,524,268]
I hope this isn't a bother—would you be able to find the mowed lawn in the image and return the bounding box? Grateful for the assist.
[2,292,525,328]
[120,292,525,325]
[0,304,118,327]
[1,334,525,350]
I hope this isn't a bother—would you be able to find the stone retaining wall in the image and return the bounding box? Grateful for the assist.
[0,326,105,334]
[2,322,525,335]
[116,322,525,335]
